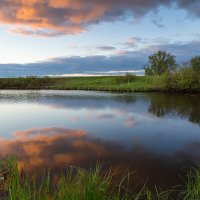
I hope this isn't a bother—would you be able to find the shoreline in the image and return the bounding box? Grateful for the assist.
[0,76,199,93]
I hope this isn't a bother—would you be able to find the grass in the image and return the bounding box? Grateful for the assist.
[0,67,199,92]
[0,70,199,93]
[1,157,200,199]
[0,72,199,93]
[0,76,154,92]
[180,165,200,200]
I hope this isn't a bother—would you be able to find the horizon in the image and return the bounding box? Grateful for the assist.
[0,0,200,77]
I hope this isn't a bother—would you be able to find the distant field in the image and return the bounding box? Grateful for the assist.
[0,75,199,92]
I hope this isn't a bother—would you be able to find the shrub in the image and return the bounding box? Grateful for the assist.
[115,73,136,84]
[190,56,200,72]
[161,67,200,91]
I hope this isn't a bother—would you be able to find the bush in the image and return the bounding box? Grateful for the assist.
[161,67,200,91]
[191,56,200,72]
[115,73,136,84]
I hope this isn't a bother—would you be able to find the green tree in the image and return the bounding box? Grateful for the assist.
[190,55,200,71]
[144,51,177,75]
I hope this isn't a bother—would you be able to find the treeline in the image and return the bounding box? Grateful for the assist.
[144,51,200,92]
[0,52,199,92]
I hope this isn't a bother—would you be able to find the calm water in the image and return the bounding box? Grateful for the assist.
[0,90,200,188]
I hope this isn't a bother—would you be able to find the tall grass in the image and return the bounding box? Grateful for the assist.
[115,73,136,84]
[0,158,146,200]
[1,158,200,199]
[0,71,199,92]
[180,165,200,200]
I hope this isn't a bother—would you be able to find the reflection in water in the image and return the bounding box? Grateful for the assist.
[0,90,200,189]
[1,127,200,188]
[148,93,200,125]
[0,91,199,126]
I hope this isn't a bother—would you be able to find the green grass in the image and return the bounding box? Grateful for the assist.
[0,76,178,92]
[0,70,199,92]
[1,157,200,199]
[0,76,154,92]
[180,165,200,200]
[0,158,145,200]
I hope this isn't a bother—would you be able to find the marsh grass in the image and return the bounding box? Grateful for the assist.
[179,165,200,200]
[0,158,146,200]
[1,157,200,199]
[0,72,199,92]
[115,73,136,84]
[0,76,162,92]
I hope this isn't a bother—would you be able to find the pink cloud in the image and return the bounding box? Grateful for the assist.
[0,0,185,37]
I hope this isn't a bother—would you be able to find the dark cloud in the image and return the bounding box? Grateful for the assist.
[0,40,200,77]
[95,46,116,51]
[176,0,200,18]
[145,40,200,62]
[0,55,145,77]
[151,19,164,28]
[118,40,200,63]
[0,0,199,37]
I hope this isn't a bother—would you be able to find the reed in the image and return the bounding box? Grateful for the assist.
[1,157,200,199]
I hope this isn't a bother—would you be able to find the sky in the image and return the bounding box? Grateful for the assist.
[0,0,200,77]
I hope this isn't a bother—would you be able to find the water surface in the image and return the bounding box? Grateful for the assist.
[0,90,200,188]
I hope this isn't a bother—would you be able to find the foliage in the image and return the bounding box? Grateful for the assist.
[144,51,177,75]
[190,55,200,71]
[161,67,200,92]
[115,73,136,84]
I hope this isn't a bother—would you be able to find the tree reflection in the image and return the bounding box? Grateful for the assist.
[148,93,200,125]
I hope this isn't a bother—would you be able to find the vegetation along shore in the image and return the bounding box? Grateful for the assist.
[0,157,200,200]
[0,51,199,93]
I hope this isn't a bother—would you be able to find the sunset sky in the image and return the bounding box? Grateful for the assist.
[0,0,200,77]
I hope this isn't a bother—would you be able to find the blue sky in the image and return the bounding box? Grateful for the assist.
[0,0,200,76]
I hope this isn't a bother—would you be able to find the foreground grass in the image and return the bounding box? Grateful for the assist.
[1,158,200,199]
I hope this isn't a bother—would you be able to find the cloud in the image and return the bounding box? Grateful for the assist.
[0,0,199,37]
[0,39,200,77]
[117,40,200,63]
[0,55,145,77]
[176,0,200,18]
[96,46,116,51]
[151,19,164,28]
[123,37,143,48]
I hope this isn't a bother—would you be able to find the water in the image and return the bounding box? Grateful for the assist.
[0,90,200,188]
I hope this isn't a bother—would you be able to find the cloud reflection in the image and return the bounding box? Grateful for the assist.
[1,127,200,188]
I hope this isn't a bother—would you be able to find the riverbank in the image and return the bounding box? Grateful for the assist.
[0,157,200,200]
[0,74,199,92]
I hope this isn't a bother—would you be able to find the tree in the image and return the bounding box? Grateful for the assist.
[190,56,200,71]
[144,51,177,75]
